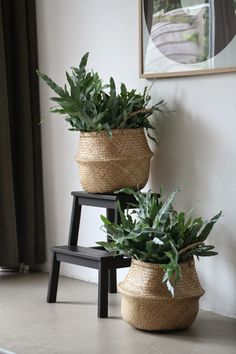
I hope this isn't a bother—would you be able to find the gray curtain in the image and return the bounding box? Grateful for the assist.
[0,0,45,267]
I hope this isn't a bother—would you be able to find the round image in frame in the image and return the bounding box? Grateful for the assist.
[144,0,236,64]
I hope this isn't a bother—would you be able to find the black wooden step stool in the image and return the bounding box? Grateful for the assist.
[47,191,135,318]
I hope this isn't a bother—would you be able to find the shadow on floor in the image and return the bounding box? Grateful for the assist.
[143,311,236,345]
[56,301,97,306]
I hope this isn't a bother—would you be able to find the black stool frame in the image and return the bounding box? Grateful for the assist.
[47,191,135,318]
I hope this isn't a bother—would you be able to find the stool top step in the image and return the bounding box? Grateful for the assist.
[71,191,136,203]
[51,245,124,261]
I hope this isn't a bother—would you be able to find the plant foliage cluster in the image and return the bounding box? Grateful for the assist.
[97,188,221,295]
[37,53,164,139]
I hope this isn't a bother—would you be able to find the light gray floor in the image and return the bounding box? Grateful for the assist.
[0,272,235,354]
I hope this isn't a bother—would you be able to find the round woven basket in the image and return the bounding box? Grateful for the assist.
[76,128,153,193]
[118,259,204,331]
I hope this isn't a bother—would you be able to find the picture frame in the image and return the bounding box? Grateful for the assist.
[139,0,236,78]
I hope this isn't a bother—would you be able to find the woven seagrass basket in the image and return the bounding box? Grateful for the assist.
[118,259,204,331]
[76,128,153,193]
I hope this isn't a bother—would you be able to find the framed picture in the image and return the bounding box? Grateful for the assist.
[139,0,236,78]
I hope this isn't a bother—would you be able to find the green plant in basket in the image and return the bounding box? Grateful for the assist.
[36,52,164,141]
[97,188,222,296]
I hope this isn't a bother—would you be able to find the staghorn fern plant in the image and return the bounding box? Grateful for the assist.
[97,188,222,296]
[36,52,164,141]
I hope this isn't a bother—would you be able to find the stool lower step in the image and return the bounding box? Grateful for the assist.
[52,245,122,261]
[47,245,131,318]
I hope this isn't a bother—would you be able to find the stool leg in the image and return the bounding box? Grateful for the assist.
[47,252,60,303]
[108,269,117,293]
[68,196,81,246]
[98,263,108,318]
[106,208,118,293]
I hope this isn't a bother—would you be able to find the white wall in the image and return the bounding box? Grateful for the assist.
[36,0,236,318]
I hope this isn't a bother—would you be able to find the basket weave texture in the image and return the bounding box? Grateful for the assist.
[118,259,204,331]
[76,128,153,193]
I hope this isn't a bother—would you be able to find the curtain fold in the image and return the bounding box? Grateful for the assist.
[0,0,45,267]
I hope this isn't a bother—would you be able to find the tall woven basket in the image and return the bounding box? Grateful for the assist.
[118,259,204,331]
[76,128,153,193]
